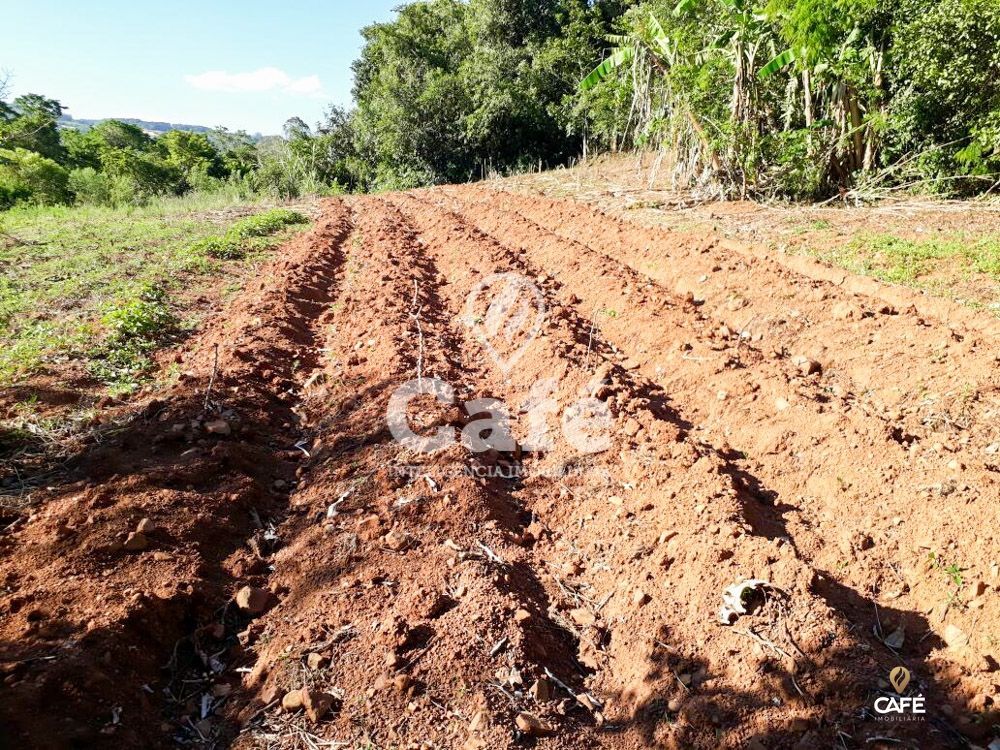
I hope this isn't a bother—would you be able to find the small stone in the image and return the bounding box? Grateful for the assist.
[515,711,552,736]
[384,529,414,551]
[569,607,596,627]
[667,697,683,712]
[204,419,231,435]
[234,586,274,615]
[631,589,650,607]
[943,623,969,649]
[281,689,304,712]
[831,301,861,320]
[302,689,334,723]
[775,397,790,412]
[623,418,641,438]
[513,608,532,624]
[791,355,821,376]
[393,673,413,694]
[529,677,553,703]
[123,532,148,552]
[305,652,328,670]
[136,518,156,534]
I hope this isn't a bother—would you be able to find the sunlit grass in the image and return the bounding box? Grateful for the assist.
[808,233,1000,312]
[0,193,309,388]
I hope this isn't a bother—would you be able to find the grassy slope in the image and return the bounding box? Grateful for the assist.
[0,194,310,390]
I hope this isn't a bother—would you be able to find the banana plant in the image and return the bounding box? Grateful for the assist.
[579,12,675,92]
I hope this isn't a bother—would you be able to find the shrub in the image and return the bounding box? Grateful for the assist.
[187,209,309,260]
[68,167,113,206]
[0,148,71,205]
[90,284,177,387]
[227,208,308,239]
[188,235,244,260]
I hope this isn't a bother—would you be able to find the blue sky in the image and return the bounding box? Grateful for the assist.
[4,0,401,134]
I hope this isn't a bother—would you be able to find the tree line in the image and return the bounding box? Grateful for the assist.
[3,0,998,206]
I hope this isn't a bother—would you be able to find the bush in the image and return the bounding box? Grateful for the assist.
[0,180,31,210]
[68,167,113,206]
[228,208,308,239]
[0,148,71,205]
[188,235,244,260]
[884,0,1000,187]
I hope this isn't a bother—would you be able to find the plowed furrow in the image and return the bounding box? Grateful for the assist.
[417,187,992,746]
[465,185,1000,446]
[385,192,911,749]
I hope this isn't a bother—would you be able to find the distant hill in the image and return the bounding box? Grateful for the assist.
[58,115,216,136]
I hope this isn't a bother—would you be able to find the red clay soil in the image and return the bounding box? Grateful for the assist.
[1,188,998,750]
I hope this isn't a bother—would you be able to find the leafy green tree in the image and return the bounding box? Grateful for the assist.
[0,94,65,161]
[209,127,259,178]
[157,130,225,181]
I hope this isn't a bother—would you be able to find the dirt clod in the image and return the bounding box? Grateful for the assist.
[235,586,274,615]
[301,689,335,723]
[123,531,148,552]
[281,689,304,712]
[515,711,553,736]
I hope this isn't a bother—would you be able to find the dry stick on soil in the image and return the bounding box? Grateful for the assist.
[203,343,220,412]
[409,280,425,388]
[585,306,600,369]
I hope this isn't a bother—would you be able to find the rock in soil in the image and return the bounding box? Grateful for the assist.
[302,689,335,723]
[281,689,304,712]
[515,711,553,737]
[123,532,148,551]
[235,586,274,615]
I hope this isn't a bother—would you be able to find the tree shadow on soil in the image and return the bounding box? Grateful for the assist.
[594,588,981,750]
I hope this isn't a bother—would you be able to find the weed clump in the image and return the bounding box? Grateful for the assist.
[89,284,177,390]
[189,208,307,260]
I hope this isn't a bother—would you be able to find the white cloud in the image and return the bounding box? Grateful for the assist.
[184,67,325,98]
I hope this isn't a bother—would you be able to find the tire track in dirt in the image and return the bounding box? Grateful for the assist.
[387,192,934,748]
[418,187,992,746]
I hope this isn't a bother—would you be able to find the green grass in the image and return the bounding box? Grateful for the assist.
[810,233,1000,304]
[188,209,308,260]
[0,194,309,390]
